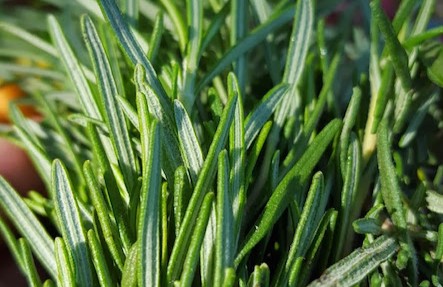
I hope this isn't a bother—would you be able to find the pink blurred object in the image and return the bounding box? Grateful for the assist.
[381,0,400,19]
[0,139,44,195]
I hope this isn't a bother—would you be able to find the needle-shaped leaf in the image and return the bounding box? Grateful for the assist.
[19,238,42,287]
[148,11,164,61]
[47,15,99,119]
[245,121,273,185]
[334,134,361,260]
[83,161,125,271]
[283,172,325,287]
[307,236,398,287]
[0,21,57,56]
[83,15,137,192]
[52,160,94,286]
[0,218,24,273]
[158,0,187,52]
[98,0,168,101]
[230,0,248,92]
[12,125,52,188]
[248,263,270,287]
[377,121,407,229]
[371,64,394,133]
[87,230,113,287]
[419,40,443,88]
[227,74,245,242]
[174,99,204,185]
[339,87,362,175]
[54,237,75,287]
[121,243,138,287]
[138,119,162,287]
[377,121,418,282]
[399,92,437,147]
[117,96,139,130]
[436,224,443,262]
[244,83,288,149]
[235,119,342,266]
[214,150,234,287]
[282,0,313,85]
[297,209,338,287]
[173,166,187,235]
[168,94,238,283]
[0,177,56,278]
[196,5,295,91]
[181,0,203,110]
[179,192,214,287]
[371,0,412,91]
[135,65,182,179]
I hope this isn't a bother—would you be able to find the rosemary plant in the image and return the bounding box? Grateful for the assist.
[0,0,442,286]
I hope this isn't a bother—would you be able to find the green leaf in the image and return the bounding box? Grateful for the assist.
[227,73,246,244]
[87,230,113,287]
[404,26,443,49]
[52,160,94,286]
[138,120,162,287]
[98,0,168,101]
[0,21,57,56]
[371,0,412,91]
[181,0,203,110]
[370,64,394,133]
[83,161,125,271]
[419,41,443,88]
[307,236,398,287]
[339,87,362,175]
[282,0,314,85]
[196,5,295,91]
[391,0,416,33]
[353,218,382,235]
[167,94,238,283]
[148,11,164,61]
[135,65,183,179]
[399,92,438,147]
[158,0,187,52]
[230,0,248,92]
[377,121,407,229]
[179,192,215,287]
[334,134,361,260]
[244,83,288,149]
[0,177,56,277]
[0,218,25,273]
[121,243,138,287]
[248,263,270,287]
[54,237,75,287]
[245,121,273,185]
[19,238,42,287]
[117,96,139,130]
[297,209,338,287]
[85,123,131,251]
[174,99,204,185]
[47,15,99,119]
[436,224,443,262]
[235,119,341,266]
[173,166,187,235]
[83,15,137,192]
[214,150,234,287]
[377,121,418,282]
[284,172,325,287]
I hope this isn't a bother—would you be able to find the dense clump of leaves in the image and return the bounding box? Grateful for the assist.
[0,0,442,286]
